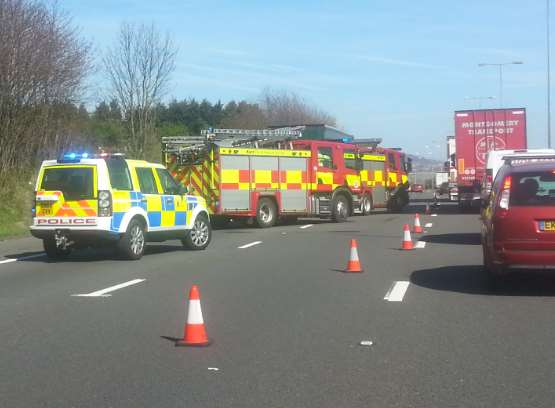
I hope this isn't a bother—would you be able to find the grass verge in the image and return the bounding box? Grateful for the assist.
[0,180,33,241]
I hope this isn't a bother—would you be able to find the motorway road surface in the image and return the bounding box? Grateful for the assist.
[2,193,555,407]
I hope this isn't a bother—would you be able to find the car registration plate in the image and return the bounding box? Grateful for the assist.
[539,220,555,231]
[39,204,52,216]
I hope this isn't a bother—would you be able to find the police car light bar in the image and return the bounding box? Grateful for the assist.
[57,152,125,163]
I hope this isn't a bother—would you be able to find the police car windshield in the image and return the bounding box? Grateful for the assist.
[41,167,95,200]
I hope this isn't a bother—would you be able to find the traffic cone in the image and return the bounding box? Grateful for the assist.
[345,239,363,273]
[401,224,414,250]
[176,285,211,347]
[413,213,423,233]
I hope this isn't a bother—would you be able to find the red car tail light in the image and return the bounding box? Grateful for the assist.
[497,176,512,216]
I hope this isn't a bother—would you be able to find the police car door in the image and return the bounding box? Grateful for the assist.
[155,168,187,228]
[135,167,163,229]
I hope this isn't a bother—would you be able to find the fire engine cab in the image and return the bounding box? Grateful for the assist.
[162,128,410,228]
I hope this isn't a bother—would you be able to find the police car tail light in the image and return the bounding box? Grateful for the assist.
[98,190,112,217]
[498,176,512,215]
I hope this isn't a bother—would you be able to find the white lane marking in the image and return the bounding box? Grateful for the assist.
[415,241,426,249]
[207,367,220,371]
[0,253,45,265]
[300,224,313,229]
[431,214,438,217]
[425,223,433,228]
[384,281,410,302]
[238,241,262,249]
[72,279,146,297]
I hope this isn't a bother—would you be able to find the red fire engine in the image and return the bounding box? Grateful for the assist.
[162,128,410,227]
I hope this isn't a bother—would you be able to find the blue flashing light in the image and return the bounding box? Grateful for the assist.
[58,152,90,163]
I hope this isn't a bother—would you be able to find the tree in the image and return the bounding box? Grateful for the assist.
[260,88,336,127]
[0,0,91,187]
[103,22,177,157]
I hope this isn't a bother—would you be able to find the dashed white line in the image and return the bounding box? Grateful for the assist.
[300,224,313,229]
[238,241,262,249]
[431,214,438,217]
[424,223,433,228]
[72,279,146,297]
[415,241,426,249]
[384,281,410,302]
[0,253,45,265]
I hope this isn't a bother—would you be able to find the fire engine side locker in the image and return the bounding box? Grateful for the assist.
[363,157,387,207]
[220,155,250,211]
[279,157,309,212]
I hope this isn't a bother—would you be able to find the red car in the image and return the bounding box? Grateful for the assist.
[411,184,424,193]
[481,158,555,283]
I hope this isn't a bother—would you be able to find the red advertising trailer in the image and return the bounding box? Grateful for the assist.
[454,108,527,209]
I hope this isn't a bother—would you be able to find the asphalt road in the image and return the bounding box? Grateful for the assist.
[2,192,555,407]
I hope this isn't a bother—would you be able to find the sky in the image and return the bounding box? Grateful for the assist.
[64,0,552,160]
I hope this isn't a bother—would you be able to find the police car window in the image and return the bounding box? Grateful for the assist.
[41,167,94,200]
[344,149,357,170]
[156,168,179,194]
[136,168,158,194]
[318,147,334,168]
[106,158,132,190]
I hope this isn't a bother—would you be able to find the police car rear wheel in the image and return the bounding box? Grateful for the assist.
[43,238,71,260]
[119,219,145,260]
[182,214,211,250]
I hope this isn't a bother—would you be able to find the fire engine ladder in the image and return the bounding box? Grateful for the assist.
[201,127,303,149]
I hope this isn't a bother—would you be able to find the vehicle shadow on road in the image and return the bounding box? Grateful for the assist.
[7,244,186,263]
[411,265,555,296]
[420,233,481,245]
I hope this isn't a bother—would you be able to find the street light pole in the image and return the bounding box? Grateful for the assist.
[478,61,523,108]
[548,0,552,147]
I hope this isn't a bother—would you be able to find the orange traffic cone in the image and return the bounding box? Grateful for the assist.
[413,213,423,233]
[401,224,414,250]
[176,285,211,347]
[345,239,363,273]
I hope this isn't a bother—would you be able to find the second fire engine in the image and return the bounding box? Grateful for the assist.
[162,128,410,227]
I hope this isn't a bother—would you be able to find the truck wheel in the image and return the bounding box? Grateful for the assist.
[361,195,373,215]
[331,194,349,222]
[256,197,277,228]
[118,219,146,260]
[43,238,71,260]
[182,213,212,250]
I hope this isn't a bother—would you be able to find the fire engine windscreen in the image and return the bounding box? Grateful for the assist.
[40,167,95,200]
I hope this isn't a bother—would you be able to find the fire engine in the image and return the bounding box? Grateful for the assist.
[162,128,410,227]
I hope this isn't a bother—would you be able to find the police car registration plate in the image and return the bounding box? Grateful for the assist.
[40,204,52,216]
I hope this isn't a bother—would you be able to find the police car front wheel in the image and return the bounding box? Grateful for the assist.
[182,213,211,250]
[118,219,146,260]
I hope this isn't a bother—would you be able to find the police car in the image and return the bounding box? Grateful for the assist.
[30,153,212,260]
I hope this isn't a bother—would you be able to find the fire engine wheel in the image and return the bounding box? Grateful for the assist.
[331,194,349,222]
[361,195,373,216]
[118,219,146,260]
[256,197,277,228]
[182,213,212,250]
[43,238,71,260]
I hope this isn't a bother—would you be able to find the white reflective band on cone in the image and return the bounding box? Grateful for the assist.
[404,230,412,240]
[187,299,204,324]
[350,246,359,261]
